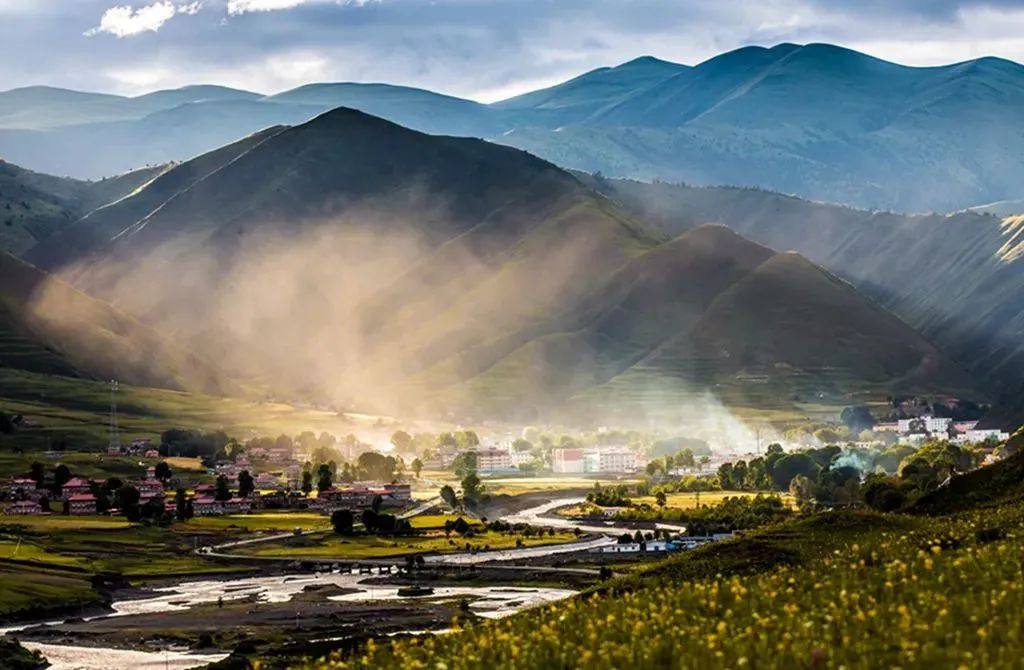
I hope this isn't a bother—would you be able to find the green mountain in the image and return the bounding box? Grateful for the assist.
[3,44,1023,211]
[0,159,166,256]
[0,251,230,395]
[40,108,976,421]
[576,174,1024,425]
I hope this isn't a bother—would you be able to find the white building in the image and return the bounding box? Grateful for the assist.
[552,448,584,474]
[965,428,1010,443]
[897,416,952,434]
[583,449,637,474]
[475,448,516,474]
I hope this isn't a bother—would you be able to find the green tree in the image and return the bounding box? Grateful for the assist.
[175,488,193,521]
[390,430,414,454]
[655,491,667,507]
[770,454,819,491]
[301,470,313,495]
[214,475,232,501]
[717,463,734,489]
[154,461,172,483]
[411,458,423,479]
[237,470,255,498]
[317,463,333,492]
[440,484,459,509]
[331,509,354,534]
[452,452,478,479]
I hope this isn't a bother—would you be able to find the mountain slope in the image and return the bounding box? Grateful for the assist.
[46,109,978,421]
[0,252,231,394]
[578,174,1024,424]
[0,159,166,256]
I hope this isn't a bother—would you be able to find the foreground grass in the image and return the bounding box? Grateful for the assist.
[632,490,797,510]
[304,505,1024,669]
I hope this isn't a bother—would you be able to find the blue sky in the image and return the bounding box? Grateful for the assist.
[2,0,1024,100]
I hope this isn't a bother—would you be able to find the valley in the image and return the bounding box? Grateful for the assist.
[1,13,1023,669]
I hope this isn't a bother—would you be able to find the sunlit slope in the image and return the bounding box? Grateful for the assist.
[0,251,231,395]
[414,227,976,419]
[54,108,979,419]
[26,126,286,271]
[580,175,1024,406]
[0,159,164,256]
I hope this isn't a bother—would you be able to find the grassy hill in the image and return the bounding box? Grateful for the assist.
[0,251,231,396]
[3,44,1024,212]
[19,108,980,423]
[0,160,164,256]
[577,174,1024,425]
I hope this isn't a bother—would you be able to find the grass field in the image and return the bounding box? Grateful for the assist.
[242,527,576,559]
[484,476,641,497]
[632,490,797,510]
[180,512,331,534]
[0,368,365,451]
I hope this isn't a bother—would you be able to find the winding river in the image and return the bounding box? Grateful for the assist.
[2,497,668,669]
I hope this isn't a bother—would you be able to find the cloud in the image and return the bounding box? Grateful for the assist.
[86,1,201,37]
[226,0,374,15]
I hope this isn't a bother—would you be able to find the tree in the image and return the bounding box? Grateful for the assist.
[317,463,333,492]
[411,458,423,479]
[214,475,232,502]
[655,491,667,507]
[699,455,710,472]
[361,508,379,533]
[461,472,484,505]
[175,488,193,521]
[331,509,354,534]
[456,431,480,450]
[440,484,459,509]
[154,461,172,483]
[452,452,477,479]
[238,470,255,498]
[390,430,414,454]
[731,460,748,491]
[301,470,313,495]
[54,464,72,489]
[717,463,734,489]
[840,405,876,433]
[770,453,819,491]
[512,438,533,453]
[116,485,141,521]
[28,462,44,486]
[371,494,383,513]
[357,452,396,481]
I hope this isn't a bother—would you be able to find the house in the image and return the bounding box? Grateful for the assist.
[222,497,253,514]
[474,447,516,474]
[67,494,97,515]
[254,472,281,489]
[136,479,164,497]
[897,416,952,435]
[583,449,637,474]
[552,448,584,474]
[383,483,413,505]
[61,478,92,499]
[192,496,223,516]
[8,500,43,515]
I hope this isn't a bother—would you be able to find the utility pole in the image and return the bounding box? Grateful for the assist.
[108,380,121,454]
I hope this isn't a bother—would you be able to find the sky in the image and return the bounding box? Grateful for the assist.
[2,0,1024,101]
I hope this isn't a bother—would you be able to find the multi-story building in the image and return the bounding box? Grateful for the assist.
[897,416,952,435]
[8,500,43,515]
[583,449,638,474]
[552,448,584,474]
[61,478,93,500]
[67,493,97,515]
[475,448,516,474]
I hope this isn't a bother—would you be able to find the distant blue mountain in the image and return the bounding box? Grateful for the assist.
[2,43,1023,211]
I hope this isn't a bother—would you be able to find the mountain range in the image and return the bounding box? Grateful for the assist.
[2,43,1024,212]
[0,107,978,424]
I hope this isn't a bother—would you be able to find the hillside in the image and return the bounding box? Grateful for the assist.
[33,105,977,422]
[576,174,1024,425]
[0,251,231,395]
[0,160,164,256]
[3,44,1024,211]
[911,440,1024,515]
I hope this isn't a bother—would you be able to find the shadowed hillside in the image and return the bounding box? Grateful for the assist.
[3,44,1024,211]
[29,109,980,421]
[0,251,231,395]
[0,160,165,256]
[579,174,1024,425]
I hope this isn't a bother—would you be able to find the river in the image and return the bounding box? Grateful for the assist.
[1,497,660,668]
